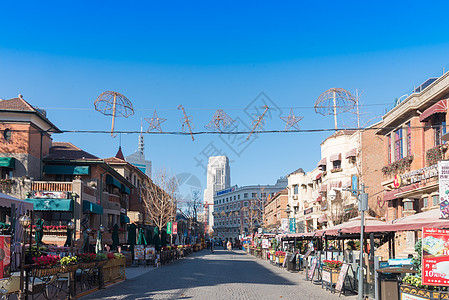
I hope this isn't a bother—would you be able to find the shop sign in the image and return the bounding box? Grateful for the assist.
[322,270,331,283]
[216,186,236,196]
[304,208,313,215]
[262,239,269,249]
[289,218,296,233]
[439,161,449,219]
[422,228,449,286]
[281,218,288,231]
[402,164,438,184]
[393,175,402,188]
[33,191,68,199]
[400,293,428,300]
[167,222,172,234]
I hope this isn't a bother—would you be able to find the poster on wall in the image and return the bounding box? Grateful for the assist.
[262,239,269,249]
[422,228,449,286]
[438,161,449,219]
[0,236,11,279]
[134,245,145,260]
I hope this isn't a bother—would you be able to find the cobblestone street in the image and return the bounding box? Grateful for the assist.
[82,250,358,300]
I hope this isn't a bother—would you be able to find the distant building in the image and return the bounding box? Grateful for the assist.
[203,156,231,235]
[125,132,152,177]
[213,177,287,241]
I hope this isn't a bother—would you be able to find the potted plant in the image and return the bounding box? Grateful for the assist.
[322,260,343,284]
[95,253,108,267]
[77,253,96,269]
[60,255,78,273]
[275,251,286,264]
[32,255,61,277]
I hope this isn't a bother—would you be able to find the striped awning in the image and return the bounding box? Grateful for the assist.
[419,99,448,122]
[330,153,342,162]
[315,173,322,180]
[345,148,357,158]
[317,158,326,167]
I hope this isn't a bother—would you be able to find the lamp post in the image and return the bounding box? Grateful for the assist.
[67,221,75,255]
[329,184,368,300]
[19,214,31,300]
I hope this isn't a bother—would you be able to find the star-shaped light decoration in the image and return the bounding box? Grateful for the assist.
[280,108,303,131]
[145,110,167,132]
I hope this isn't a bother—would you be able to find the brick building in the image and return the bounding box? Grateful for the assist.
[263,189,288,232]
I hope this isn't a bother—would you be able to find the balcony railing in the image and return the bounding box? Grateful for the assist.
[31,181,73,192]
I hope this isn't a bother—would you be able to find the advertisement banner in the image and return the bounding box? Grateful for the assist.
[145,246,155,260]
[439,161,449,219]
[167,222,172,234]
[422,228,449,286]
[0,236,11,279]
[173,222,178,235]
[289,218,296,233]
[134,245,145,260]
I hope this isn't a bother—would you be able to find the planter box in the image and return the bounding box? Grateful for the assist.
[322,267,340,284]
[399,285,447,300]
[103,257,126,283]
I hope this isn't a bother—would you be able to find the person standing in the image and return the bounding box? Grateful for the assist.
[227,241,232,251]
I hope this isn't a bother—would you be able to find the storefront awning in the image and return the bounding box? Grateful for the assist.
[315,173,322,180]
[120,183,131,194]
[1,192,33,210]
[345,148,357,158]
[0,157,15,169]
[419,99,447,122]
[383,184,420,201]
[120,214,130,223]
[43,165,90,175]
[106,174,122,189]
[83,200,103,215]
[330,153,342,162]
[317,158,326,167]
[25,198,73,211]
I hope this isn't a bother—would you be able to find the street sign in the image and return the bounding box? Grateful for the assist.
[289,218,296,233]
[351,175,358,196]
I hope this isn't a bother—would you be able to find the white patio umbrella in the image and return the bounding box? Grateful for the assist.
[12,203,25,271]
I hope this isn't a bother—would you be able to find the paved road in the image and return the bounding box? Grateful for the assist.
[83,250,357,300]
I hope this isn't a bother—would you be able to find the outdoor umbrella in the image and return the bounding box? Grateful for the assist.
[95,230,103,253]
[137,228,147,245]
[127,223,137,253]
[111,224,119,251]
[145,227,154,245]
[64,227,72,247]
[35,218,44,247]
[161,230,167,247]
[153,227,161,251]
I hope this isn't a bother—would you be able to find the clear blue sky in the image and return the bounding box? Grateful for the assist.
[2,1,449,199]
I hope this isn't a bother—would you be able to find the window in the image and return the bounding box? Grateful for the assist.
[423,197,428,208]
[433,195,439,206]
[434,114,447,146]
[395,128,403,161]
[243,201,249,207]
[234,196,236,200]
[252,193,257,198]
[404,200,414,211]
[293,185,298,194]
[238,203,241,208]
[407,122,412,156]
[3,129,11,141]
[244,193,248,199]
[261,192,266,198]
[332,160,341,169]
[238,195,240,200]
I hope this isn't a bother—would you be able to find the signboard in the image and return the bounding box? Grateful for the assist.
[145,246,155,260]
[402,164,438,184]
[172,222,178,235]
[261,239,269,249]
[304,208,313,215]
[0,236,11,279]
[303,246,314,260]
[134,245,145,260]
[351,175,358,196]
[33,191,67,199]
[289,218,296,233]
[439,161,449,219]
[422,228,449,286]
[167,222,172,234]
[322,269,331,283]
[335,263,350,292]
[393,174,402,189]
[400,293,428,300]
[308,257,318,280]
[281,218,288,231]
[215,186,236,196]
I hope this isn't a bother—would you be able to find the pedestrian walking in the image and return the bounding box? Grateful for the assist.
[227,241,232,251]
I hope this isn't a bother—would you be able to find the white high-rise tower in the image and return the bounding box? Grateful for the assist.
[125,123,152,177]
[203,156,230,235]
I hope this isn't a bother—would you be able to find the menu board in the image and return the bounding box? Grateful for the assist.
[0,236,10,279]
[308,257,318,280]
[145,246,155,260]
[422,228,449,286]
[335,263,350,292]
[134,245,145,260]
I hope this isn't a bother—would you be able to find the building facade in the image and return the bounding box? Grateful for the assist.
[213,178,287,241]
[263,188,288,232]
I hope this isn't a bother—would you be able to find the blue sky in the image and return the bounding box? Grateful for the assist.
[2,1,449,198]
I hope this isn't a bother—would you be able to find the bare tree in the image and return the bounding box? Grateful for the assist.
[142,168,178,239]
[242,188,266,234]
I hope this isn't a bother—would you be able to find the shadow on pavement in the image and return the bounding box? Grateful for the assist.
[82,250,296,299]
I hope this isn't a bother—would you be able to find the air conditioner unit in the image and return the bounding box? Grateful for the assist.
[292,195,298,200]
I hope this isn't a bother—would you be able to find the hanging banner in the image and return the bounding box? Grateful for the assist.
[289,218,296,233]
[422,228,449,286]
[439,161,449,219]
[173,222,178,235]
[167,222,172,234]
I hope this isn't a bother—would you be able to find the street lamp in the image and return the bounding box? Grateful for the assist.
[67,220,75,254]
[329,185,368,300]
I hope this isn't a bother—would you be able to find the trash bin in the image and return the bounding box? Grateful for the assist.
[380,279,398,300]
[286,253,297,271]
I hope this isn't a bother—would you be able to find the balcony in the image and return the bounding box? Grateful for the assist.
[31,181,73,192]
